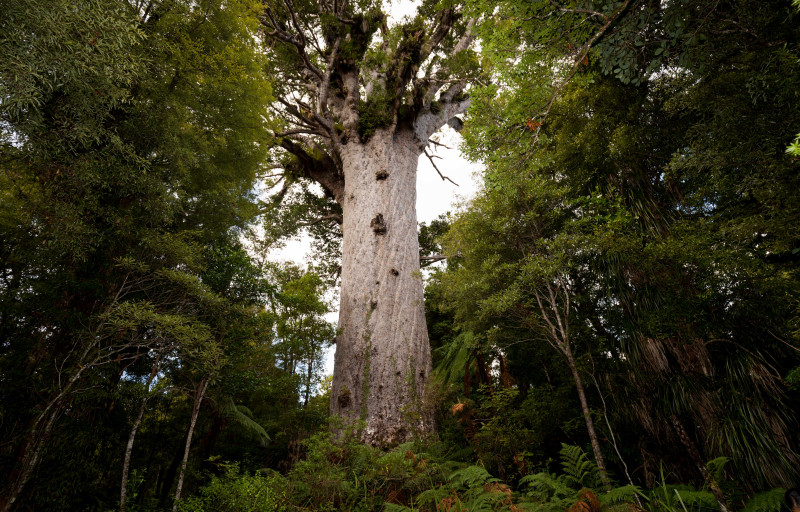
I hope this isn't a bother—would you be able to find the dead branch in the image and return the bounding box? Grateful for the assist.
[423,148,459,186]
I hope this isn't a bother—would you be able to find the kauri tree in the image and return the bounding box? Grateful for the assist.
[260,0,479,445]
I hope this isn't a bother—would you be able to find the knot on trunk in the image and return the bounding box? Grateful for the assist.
[375,169,389,181]
[370,213,387,235]
[338,389,351,408]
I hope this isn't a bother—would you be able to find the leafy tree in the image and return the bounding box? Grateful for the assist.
[0,0,276,509]
[441,0,800,499]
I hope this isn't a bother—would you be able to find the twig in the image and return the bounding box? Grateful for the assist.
[423,149,459,186]
[428,138,452,150]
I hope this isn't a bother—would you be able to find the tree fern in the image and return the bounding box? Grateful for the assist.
[218,396,270,447]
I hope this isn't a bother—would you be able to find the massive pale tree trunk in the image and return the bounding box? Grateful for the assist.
[261,1,477,446]
[333,129,432,444]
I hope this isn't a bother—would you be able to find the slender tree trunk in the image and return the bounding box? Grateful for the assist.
[535,282,610,490]
[330,128,433,447]
[120,354,161,512]
[670,415,730,512]
[1,358,92,512]
[172,377,209,512]
[1,403,61,512]
[563,345,612,490]
[304,347,313,408]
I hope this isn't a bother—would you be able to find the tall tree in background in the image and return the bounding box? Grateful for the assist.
[260,0,480,445]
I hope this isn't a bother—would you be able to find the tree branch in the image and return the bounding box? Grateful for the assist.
[262,7,323,80]
[279,137,344,203]
[420,254,448,267]
[532,0,632,139]
[423,148,459,186]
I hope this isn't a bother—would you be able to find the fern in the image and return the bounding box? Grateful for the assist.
[462,490,500,512]
[600,485,642,506]
[672,489,717,511]
[448,465,498,489]
[741,488,786,512]
[559,444,600,488]
[705,457,729,484]
[417,486,452,507]
[519,472,572,499]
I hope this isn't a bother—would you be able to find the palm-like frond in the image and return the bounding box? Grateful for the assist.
[218,396,270,447]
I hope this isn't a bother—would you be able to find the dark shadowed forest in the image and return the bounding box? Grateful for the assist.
[1,0,800,511]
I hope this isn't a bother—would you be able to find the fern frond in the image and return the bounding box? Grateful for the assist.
[219,396,270,447]
[673,489,717,511]
[463,491,499,512]
[705,457,729,484]
[383,503,414,512]
[559,444,599,488]
[449,465,498,489]
[742,488,786,512]
[599,485,642,506]
[520,471,571,499]
[418,487,452,507]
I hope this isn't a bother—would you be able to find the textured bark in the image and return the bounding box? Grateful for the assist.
[330,129,433,446]
[260,1,476,447]
[670,415,730,512]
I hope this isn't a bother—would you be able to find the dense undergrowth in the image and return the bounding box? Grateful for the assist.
[175,431,789,512]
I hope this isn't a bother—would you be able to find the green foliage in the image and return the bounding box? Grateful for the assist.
[740,488,787,512]
[443,0,800,493]
[788,134,800,157]
[177,463,289,512]
[358,85,395,141]
[559,444,600,489]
